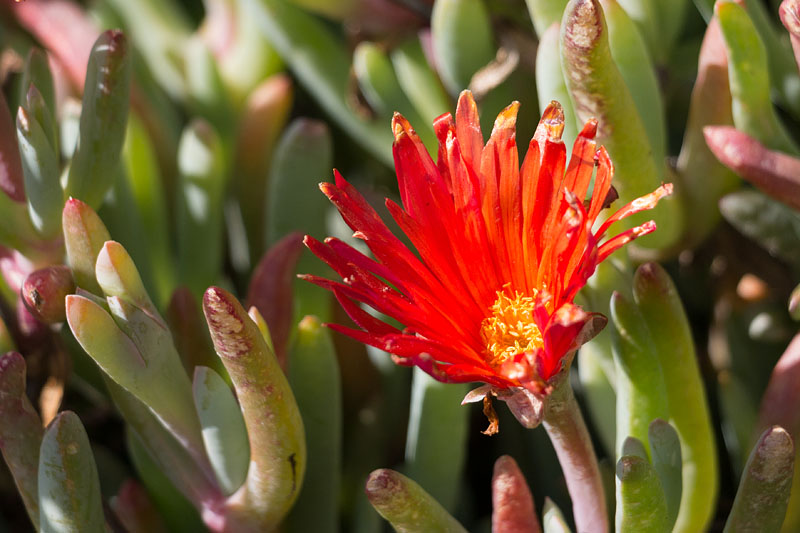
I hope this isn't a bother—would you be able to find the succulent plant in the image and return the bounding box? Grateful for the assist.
[1,0,800,531]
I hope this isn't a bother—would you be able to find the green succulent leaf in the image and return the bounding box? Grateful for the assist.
[365,468,468,533]
[203,286,306,530]
[648,419,683,530]
[38,412,107,533]
[405,369,470,513]
[720,189,800,268]
[64,30,132,209]
[285,316,342,533]
[192,366,249,497]
[615,454,670,533]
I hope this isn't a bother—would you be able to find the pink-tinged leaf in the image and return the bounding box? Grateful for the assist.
[492,455,541,533]
[202,286,305,530]
[725,426,795,532]
[676,15,738,246]
[757,333,800,439]
[11,0,99,91]
[110,479,169,533]
[62,198,111,295]
[166,287,224,378]
[246,232,304,370]
[0,90,25,203]
[235,75,293,176]
[21,265,75,324]
[0,246,35,294]
[780,0,800,74]
[234,75,293,259]
[704,126,800,210]
[348,0,425,36]
[0,352,43,529]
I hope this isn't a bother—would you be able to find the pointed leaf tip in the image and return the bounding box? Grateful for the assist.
[492,455,540,533]
[563,0,604,50]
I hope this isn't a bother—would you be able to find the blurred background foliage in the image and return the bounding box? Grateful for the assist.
[0,0,800,531]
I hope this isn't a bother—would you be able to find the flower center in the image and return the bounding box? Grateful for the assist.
[480,289,543,366]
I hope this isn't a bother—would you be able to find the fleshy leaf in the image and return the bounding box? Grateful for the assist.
[166,287,226,378]
[38,411,107,533]
[247,232,304,370]
[724,426,795,532]
[705,126,800,211]
[176,120,227,297]
[64,30,132,208]
[431,0,496,96]
[610,290,670,458]
[405,368,469,512]
[192,366,249,497]
[677,16,739,246]
[365,468,468,533]
[109,480,169,533]
[390,37,452,129]
[615,454,669,532]
[284,316,342,533]
[249,0,394,165]
[21,266,75,324]
[526,0,569,37]
[648,419,682,530]
[719,189,800,268]
[715,0,798,155]
[632,263,717,531]
[203,286,305,530]
[560,0,681,251]
[16,105,62,240]
[0,352,43,529]
[62,198,111,295]
[0,81,25,203]
[542,498,572,533]
[491,455,541,533]
[233,74,293,263]
[265,119,333,320]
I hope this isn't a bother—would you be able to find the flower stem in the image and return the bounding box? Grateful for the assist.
[542,373,608,533]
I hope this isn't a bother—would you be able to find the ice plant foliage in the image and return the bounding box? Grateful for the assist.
[304,91,671,399]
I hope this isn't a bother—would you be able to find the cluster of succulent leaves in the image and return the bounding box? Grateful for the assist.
[1,0,800,531]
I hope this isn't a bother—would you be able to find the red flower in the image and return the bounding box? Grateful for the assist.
[303,92,671,394]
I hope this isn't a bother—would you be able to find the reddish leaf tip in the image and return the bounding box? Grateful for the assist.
[364,469,397,503]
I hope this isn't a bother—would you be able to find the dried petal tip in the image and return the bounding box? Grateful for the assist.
[457,90,479,112]
[391,113,415,139]
[540,101,565,140]
[492,102,521,133]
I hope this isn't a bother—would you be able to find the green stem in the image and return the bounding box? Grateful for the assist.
[542,373,608,533]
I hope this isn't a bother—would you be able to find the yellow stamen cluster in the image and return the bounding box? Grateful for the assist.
[480,289,543,366]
